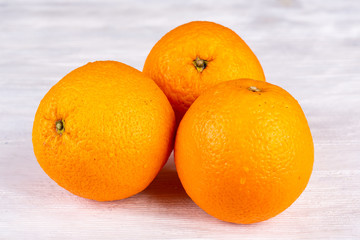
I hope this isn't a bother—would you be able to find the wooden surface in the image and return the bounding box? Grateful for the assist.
[1,0,360,239]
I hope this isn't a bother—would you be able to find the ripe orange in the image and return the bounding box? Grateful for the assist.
[32,61,175,201]
[175,79,314,224]
[143,21,265,121]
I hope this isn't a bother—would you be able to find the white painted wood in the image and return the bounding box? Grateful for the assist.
[1,0,359,239]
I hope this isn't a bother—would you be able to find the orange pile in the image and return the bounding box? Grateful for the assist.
[32,21,314,224]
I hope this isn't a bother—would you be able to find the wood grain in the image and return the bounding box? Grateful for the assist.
[1,0,359,239]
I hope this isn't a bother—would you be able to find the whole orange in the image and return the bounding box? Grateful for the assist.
[175,79,314,224]
[143,21,265,121]
[32,61,175,201]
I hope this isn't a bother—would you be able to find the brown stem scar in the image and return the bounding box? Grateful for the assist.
[55,120,65,135]
[248,86,261,92]
[193,57,208,73]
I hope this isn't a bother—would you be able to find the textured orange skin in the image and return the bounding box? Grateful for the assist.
[175,79,314,224]
[32,61,175,201]
[143,21,265,121]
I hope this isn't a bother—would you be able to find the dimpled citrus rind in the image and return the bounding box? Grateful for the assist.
[32,61,175,201]
[175,79,314,223]
[143,21,265,118]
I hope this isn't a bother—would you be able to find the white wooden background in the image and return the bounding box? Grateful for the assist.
[1,0,359,239]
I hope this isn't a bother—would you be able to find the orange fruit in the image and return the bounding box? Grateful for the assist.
[32,61,175,201]
[175,79,314,224]
[143,21,265,121]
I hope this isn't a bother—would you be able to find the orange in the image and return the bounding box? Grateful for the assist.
[175,79,314,224]
[143,21,265,121]
[32,61,175,201]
